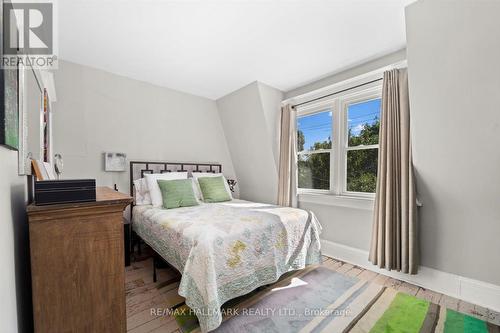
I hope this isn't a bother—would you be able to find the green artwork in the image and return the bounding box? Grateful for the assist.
[1,67,19,150]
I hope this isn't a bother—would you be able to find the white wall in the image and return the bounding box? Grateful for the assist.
[53,60,236,194]
[0,148,30,333]
[406,0,500,286]
[216,82,283,204]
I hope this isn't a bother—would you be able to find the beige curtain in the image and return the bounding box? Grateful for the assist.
[277,104,298,207]
[369,68,418,274]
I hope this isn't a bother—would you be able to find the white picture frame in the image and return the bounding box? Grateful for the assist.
[104,152,127,172]
[18,65,46,175]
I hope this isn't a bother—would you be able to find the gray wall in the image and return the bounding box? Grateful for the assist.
[216,82,283,204]
[299,202,374,251]
[258,82,284,168]
[53,60,236,194]
[406,0,500,285]
[0,148,32,333]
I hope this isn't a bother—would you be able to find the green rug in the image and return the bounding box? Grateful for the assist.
[173,265,499,333]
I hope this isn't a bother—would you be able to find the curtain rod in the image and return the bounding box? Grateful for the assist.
[292,77,383,109]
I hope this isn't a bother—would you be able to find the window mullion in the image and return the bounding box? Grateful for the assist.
[333,99,342,195]
[339,98,347,194]
[328,102,335,194]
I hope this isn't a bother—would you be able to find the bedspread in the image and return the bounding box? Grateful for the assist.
[132,199,322,332]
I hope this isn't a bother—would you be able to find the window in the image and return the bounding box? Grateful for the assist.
[345,98,380,193]
[296,84,381,197]
[297,110,332,190]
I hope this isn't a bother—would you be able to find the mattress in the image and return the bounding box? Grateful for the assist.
[132,199,322,332]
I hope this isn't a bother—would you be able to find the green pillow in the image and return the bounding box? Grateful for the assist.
[157,179,199,209]
[198,176,231,203]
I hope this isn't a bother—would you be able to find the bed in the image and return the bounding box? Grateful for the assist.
[130,161,322,332]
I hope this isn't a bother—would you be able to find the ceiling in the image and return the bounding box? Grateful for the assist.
[59,0,414,100]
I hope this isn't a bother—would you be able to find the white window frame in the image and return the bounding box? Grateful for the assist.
[296,80,382,199]
[296,104,333,195]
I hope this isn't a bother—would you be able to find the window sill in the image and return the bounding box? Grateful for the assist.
[298,192,375,211]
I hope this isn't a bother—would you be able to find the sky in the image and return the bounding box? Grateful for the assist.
[297,98,381,151]
[297,110,332,151]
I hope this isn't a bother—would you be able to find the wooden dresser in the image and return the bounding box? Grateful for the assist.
[27,187,132,333]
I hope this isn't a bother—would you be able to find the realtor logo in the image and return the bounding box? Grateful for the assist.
[2,1,56,68]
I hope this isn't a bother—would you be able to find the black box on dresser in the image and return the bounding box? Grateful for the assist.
[34,179,96,205]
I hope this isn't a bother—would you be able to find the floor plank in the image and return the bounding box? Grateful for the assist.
[371,273,390,286]
[357,269,378,282]
[128,307,162,331]
[321,255,331,263]
[458,300,478,318]
[322,259,343,271]
[344,266,363,278]
[335,263,354,273]
[126,259,150,272]
[439,294,460,311]
[473,304,489,321]
[128,315,177,333]
[127,287,184,318]
[488,309,500,326]
[416,288,442,304]
[397,282,420,296]
[148,320,181,333]
[127,281,181,310]
[384,277,403,289]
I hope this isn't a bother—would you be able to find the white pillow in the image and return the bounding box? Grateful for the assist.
[133,178,152,205]
[145,172,188,207]
[191,173,232,201]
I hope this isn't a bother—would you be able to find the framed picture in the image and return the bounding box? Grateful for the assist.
[0,2,20,151]
[0,66,19,150]
[104,152,127,172]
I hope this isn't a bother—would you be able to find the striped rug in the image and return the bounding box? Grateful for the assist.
[173,264,500,333]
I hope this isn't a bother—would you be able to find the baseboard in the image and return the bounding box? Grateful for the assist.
[321,239,500,312]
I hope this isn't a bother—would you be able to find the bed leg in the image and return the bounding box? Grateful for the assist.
[130,230,141,256]
[153,256,157,283]
[133,231,142,255]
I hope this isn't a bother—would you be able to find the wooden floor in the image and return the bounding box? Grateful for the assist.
[125,255,500,332]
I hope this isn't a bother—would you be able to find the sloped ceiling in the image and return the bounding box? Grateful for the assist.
[59,0,414,99]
